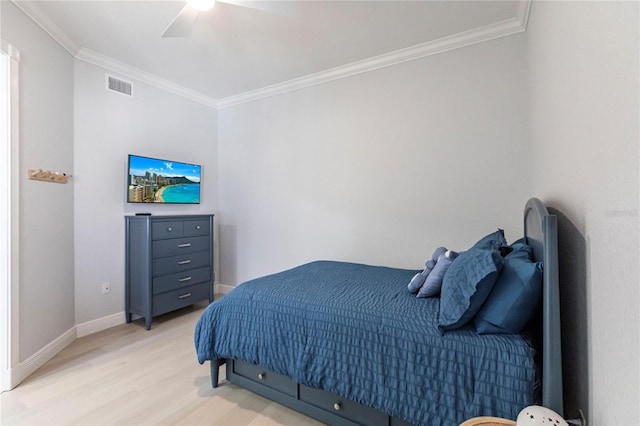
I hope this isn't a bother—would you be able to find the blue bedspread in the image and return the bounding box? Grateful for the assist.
[194,261,535,425]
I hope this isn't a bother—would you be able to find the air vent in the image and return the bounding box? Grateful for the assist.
[106,75,133,97]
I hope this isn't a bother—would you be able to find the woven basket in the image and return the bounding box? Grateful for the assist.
[459,416,517,426]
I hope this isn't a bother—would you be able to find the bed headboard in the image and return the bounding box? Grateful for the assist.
[523,198,564,417]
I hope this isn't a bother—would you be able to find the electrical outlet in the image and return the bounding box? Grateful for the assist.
[101,282,111,294]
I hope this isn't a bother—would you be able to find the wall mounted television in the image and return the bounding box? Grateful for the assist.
[127,154,201,204]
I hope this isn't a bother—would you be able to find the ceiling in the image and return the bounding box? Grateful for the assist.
[12,0,529,106]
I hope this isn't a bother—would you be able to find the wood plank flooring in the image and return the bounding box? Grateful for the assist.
[0,301,323,425]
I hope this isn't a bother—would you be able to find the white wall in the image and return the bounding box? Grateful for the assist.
[525,1,639,424]
[73,60,218,325]
[218,35,531,286]
[0,2,75,361]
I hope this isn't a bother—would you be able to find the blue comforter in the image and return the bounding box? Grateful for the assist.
[194,261,535,425]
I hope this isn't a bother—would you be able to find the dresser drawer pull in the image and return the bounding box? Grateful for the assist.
[178,276,192,282]
[166,227,172,232]
[177,243,192,248]
[257,372,265,380]
[177,259,192,265]
[196,225,201,230]
[177,293,192,299]
[333,402,341,411]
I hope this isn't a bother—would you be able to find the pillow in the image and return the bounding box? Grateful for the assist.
[438,248,503,333]
[417,250,458,298]
[474,246,543,334]
[471,229,507,251]
[407,259,436,293]
[407,247,447,293]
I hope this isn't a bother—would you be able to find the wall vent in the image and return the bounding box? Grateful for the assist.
[106,75,133,97]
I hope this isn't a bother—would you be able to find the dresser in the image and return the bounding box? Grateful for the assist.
[125,214,214,330]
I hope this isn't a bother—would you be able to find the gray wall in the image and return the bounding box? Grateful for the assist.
[73,60,218,325]
[217,35,531,286]
[525,1,639,424]
[0,1,75,361]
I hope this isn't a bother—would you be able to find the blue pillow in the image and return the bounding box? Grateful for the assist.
[474,246,543,334]
[471,229,507,251]
[438,248,503,333]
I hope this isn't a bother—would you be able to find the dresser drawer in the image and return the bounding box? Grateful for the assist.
[233,360,297,397]
[153,235,210,258]
[152,221,184,239]
[152,250,211,276]
[152,282,210,316]
[153,266,211,294]
[183,219,210,237]
[299,384,387,426]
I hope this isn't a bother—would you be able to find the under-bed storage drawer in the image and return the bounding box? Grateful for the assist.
[300,384,387,426]
[233,360,297,397]
[225,359,414,426]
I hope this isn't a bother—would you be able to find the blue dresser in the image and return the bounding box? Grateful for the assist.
[125,214,214,329]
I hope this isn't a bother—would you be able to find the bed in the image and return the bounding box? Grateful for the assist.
[194,198,563,425]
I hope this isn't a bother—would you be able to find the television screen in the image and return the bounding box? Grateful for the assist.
[127,154,201,204]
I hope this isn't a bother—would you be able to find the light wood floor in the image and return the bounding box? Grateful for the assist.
[0,301,323,425]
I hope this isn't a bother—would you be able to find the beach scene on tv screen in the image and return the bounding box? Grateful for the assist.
[128,156,201,203]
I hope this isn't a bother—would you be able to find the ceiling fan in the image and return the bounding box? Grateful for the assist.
[162,0,298,38]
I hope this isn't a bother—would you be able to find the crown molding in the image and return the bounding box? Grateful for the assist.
[11,0,218,109]
[516,0,533,30]
[75,48,218,109]
[0,40,21,61]
[10,0,80,56]
[217,1,531,109]
[11,0,531,110]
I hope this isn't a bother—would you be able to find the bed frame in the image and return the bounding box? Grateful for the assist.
[209,197,564,425]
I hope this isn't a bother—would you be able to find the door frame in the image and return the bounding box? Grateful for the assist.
[1,39,20,392]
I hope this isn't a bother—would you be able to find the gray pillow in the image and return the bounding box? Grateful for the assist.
[407,259,436,293]
[417,250,458,298]
[407,246,447,293]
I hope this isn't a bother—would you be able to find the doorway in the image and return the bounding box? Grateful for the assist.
[1,40,19,392]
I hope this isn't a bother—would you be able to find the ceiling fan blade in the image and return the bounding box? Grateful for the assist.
[162,4,201,38]
[218,0,298,17]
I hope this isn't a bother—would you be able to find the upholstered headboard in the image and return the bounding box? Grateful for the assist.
[523,198,564,416]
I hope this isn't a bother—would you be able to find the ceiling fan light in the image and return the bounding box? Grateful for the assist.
[187,0,215,11]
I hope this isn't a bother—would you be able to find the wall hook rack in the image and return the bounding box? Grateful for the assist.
[28,169,73,184]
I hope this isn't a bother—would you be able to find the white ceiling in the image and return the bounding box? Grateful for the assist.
[12,0,529,105]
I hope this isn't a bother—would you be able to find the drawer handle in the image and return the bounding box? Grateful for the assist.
[167,227,172,232]
[333,402,341,411]
[177,293,192,299]
[177,260,192,265]
[196,225,201,230]
[178,276,192,282]
[177,243,192,248]
[257,372,265,380]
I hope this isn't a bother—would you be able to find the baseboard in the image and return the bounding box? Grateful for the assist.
[10,326,76,389]
[76,311,126,338]
[215,283,234,295]
[5,303,212,389]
